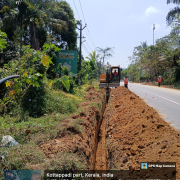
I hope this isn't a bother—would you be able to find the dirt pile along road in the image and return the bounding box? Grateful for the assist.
[104,86,180,178]
[32,85,180,178]
[37,86,106,170]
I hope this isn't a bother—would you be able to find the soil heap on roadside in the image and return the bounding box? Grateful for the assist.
[105,86,180,178]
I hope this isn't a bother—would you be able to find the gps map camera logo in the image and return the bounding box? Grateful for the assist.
[141,163,148,169]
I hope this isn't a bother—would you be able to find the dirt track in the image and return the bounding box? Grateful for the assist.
[37,86,180,178]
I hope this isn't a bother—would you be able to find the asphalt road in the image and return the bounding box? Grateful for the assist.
[120,82,180,131]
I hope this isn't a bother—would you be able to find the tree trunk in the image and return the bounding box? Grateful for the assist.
[20,16,23,57]
[30,22,39,50]
[173,57,179,67]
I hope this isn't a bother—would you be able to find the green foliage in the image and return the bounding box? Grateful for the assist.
[166,1,180,25]
[97,47,114,66]
[45,87,79,114]
[0,44,60,117]
[51,1,77,49]
[53,64,75,92]
[121,69,128,79]
[0,30,7,51]
[62,66,70,76]
[61,76,70,91]
[0,0,72,67]
[21,83,46,117]
[53,75,75,93]
[78,53,100,84]
[174,67,180,80]
[44,44,61,79]
[128,31,180,84]
[174,80,180,89]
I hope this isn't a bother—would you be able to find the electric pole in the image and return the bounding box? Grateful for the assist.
[153,24,155,46]
[77,20,86,72]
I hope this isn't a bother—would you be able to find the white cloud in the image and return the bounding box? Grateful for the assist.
[145,6,161,17]
[151,23,160,31]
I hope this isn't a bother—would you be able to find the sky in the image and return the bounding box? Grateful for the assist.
[63,0,176,68]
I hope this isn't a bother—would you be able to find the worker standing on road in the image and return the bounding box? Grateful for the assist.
[124,76,128,88]
[158,76,161,87]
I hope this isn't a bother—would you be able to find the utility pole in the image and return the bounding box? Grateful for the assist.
[77,20,86,85]
[153,24,156,81]
[77,20,86,72]
[153,24,155,46]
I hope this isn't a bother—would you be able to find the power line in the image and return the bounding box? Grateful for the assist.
[86,28,96,47]
[73,0,94,50]
[78,0,86,23]
[85,29,96,50]
[77,0,95,49]
[73,0,81,20]
[85,41,93,52]
[78,0,96,48]
[83,44,90,55]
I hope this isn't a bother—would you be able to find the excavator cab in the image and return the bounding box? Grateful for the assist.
[99,64,122,102]
[99,64,122,89]
[111,66,120,82]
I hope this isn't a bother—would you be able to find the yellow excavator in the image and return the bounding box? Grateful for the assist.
[99,62,122,101]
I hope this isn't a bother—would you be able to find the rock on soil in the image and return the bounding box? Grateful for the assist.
[105,86,180,178]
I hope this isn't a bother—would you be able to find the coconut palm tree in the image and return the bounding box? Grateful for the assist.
[1,0,68,51]
[167,0,180,25]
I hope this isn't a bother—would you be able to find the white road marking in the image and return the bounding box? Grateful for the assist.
[133,87,180,106]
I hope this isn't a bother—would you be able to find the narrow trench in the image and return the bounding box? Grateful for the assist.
[93,90,110,170]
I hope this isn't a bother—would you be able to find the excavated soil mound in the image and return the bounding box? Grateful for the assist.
[105,86,180,178]
[38,87,106,170]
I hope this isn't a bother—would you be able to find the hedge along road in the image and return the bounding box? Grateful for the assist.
[120,82,180,131]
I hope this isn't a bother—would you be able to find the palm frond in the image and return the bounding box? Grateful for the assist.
[167,0,180,5]
[49,18,68,30]
[166,7,180,25]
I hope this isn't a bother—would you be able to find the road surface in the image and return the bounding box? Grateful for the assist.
[120,82,180,131]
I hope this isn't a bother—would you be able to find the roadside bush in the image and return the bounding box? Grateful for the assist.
[54,65,76,93]
[0,44,59,117]
[53,76,75,93]
[45,88,79,114]
[46,45,60,79]
[0,82,7,100]
[174,80,180,89]
[21,83,46,117]
[174,67,180,81]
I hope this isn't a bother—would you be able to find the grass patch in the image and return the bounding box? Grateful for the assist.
[0,112,69,144]
[45,88,81,114]
[42,151,87,170]
[69,119,85,133]
[0,143,46,178]
[88,102,102,111]
[0,81,100,177]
